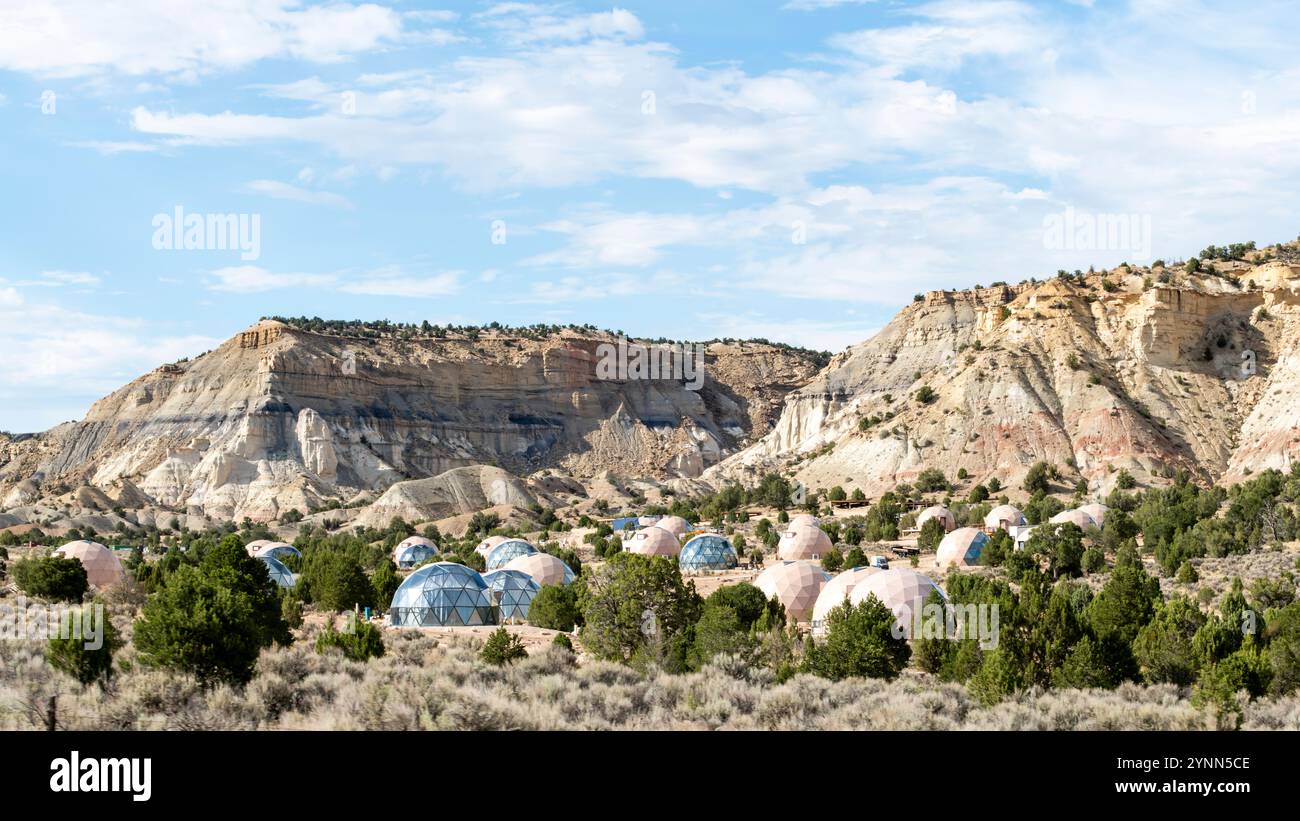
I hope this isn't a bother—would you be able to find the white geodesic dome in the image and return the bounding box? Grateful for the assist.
[984,504,1026,531]
[849,568,946,638]
[504,552,576,586]
[625,527,681,557]
[1049,508,1099,531]
[936,527,990,568]
[916,505,957,533]
[811,565,881,633]
[776,525,832,561]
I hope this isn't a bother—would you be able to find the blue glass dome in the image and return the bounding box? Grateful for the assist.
[485,539,537,571]
[389,562,497,627]
[258,555,297,588]
[481,568,542,623]
[678,534,738,573]
[394,542,438,569]
[258,543,302,562]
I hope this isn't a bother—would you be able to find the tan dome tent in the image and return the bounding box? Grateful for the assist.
[625,526,681,557]
[504,552,576,586]
[1049,509,1099,531]
[654,516,691,539]
[936,527,990,568]
[776,524,833,561]
[811,565,880,633]
[849,568,945,638]
[474,535,509,558]
[53,540,126,588]
[789,513,820,529]
[916,505,957,533]
[754,561,831,623]
[1079,503,1109,528]
[984,504,1026,532]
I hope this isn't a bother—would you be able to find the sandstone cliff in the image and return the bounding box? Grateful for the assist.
[707,246,1300,497]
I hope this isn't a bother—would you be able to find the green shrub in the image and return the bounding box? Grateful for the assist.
[13,556,88,602]
[481,627,528,666]
[315,618,385,662]
[46,602,120,687]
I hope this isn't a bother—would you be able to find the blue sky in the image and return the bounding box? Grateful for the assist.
[1,0,1299,432]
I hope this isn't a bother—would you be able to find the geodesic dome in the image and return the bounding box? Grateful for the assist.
[474,535,510,558]
[485,539,538,570]
[753,561,831,623]
[984,504,1026,531]
[482,569,541,623]
[654,516,692,538]
[258,555,298,588]
[936,527,990,568]
[394,539,438,569]
[504,552,576,586]
[777,524,832,561]
[1050,508,1098,531]
[1079,503,1109,529]
[811,565,880,633]
[389,562,497,627]
[849,568,946,638]
[52,540,125,588]
[916,505,957,533]
[678,534,738,573]
[244,539,273,557]
[625,527,681,557]
[253,542,301,562]
[789,513,820,529]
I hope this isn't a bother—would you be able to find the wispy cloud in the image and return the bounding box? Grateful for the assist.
[244,179,354,209]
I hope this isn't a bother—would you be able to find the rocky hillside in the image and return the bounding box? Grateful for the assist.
[0,323,821,521]
[707,242,1300,497]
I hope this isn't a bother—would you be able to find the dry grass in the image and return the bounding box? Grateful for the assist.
[5,625,1299,730]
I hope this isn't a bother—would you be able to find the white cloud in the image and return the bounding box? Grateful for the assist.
[244,179,354,209]
[0,0,412,78]
[66,140,159,155]
[0,300,218,432]
[208,265,459,297]
[15,270,101,287]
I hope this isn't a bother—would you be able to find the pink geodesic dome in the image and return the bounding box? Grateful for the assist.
[849,568,945,638]
[244,539,273,557]
[53,540,126,588]
[777,525,833,561]
[625,526,681,557]
[1050,508,1099,531]
[504,552,576,586]
[753,560,831,623]
[936,527,990,568]
[654,516,691,539]
[789,513,820,529]
[811,565,881,631]
[474,535,509,557]
[1079,503,1109,529]
[984,504,1026,531]
[916,505,957,533]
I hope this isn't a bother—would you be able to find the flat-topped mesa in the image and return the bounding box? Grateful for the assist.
[0,320,822,521]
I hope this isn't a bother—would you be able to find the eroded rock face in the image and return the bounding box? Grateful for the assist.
[0,322,819,520]
[709,257,1300,497]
